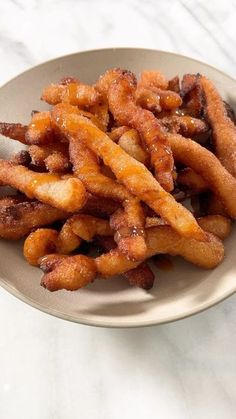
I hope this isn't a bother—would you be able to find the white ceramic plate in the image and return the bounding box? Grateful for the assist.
[0,48,235,327]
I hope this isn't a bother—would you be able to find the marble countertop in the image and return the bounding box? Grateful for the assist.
[0,0,236,418]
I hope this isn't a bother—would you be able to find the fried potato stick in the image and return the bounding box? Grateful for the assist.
[24,214,113,265]
[118,129,149,165]
[201,76,236,177]
[0,199,67,240]
[96,236,154,290]
[0,122,27,144]
[168,133,236,217]
[108,71,174,191]
[41,81,100,108]
[51,104,206,241]
[160,115,208,137]
[41,227,223,291]
[0,160,86,212]
[177,168,208,193]
[29,143,70,173]
[69,137,147,260]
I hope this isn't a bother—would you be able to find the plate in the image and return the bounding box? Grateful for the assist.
[0,48,235,327]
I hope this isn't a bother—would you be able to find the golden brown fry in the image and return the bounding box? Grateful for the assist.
[197,215,231,240]
[177,168,208,192]
[0,122,27,144]
[41,227,223,291]
[108,71,174,191]
[201,76,236,177]
[41,81,100,108]
[41,255,97,291]
[160,115,208,137]
[0,160,87,212]
[51,103,206,241]
[96,235,155,289]
[28,143,70,173]
[108,126,130,142]
[82,194,119,218]
[135,87,161,113]
[110,202,146,261]
[118,129,149,165]
[181,74,203,117]
[26,111,57,145]
[68,120,147,260]
[139,70,168,90]
[24,214,113,266]
[145,215,231,240]
[168,133,236,217]
[0,199,67,240]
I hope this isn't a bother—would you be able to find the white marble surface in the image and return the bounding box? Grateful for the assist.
[0,0,236,418]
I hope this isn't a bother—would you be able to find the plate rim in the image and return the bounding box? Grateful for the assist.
[0,47,235,328]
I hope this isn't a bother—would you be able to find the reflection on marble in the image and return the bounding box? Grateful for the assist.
[0,0,236,418]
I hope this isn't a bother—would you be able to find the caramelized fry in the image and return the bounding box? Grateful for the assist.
[24,214,112,266]
[0,122,27,144]
[201,76,236,177]
[118,129,149,165]
[0,160,87,212]
[0,199,67,240]
[41,81,99,108]
[168,133,236,217]
[108,71,174,191]
[177,168,208,192]
[160,115,208,137]
[139,70,168,90]
[41,227,223,291]
[51,104,206,241]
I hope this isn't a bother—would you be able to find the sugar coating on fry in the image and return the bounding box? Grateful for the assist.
[168,132,236,218]
[118,129,150,165]
[108,71,175,191]
[0,160,87,212]
[0,122,27,144]
[51,104,206,241]
[160,115,208,137]
[201,76,236,178]
[41,81,99,108]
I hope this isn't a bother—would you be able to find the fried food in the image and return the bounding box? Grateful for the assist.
[160,115,208,137]
[29,143,70,173]
[201,76,236,177]
[145,214,231,240]
[177,168,208,193]
[41,226,223,291]
[108,71,175,191]
[0,198,67,240]
[168,132,236,217]
[96,235,154,289]
[0,122,27,144]
[118,129,149,165]
[1,67,235,295]
[0,160,87,212]
[24,214,112,265]
[41,81,100,108]
[52,103,206,241]
[69,126,147,261]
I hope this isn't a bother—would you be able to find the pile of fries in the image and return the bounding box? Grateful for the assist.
[0,68,235,292]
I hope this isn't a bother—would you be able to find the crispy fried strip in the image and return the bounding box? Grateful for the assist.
[10,150,31,167]
[0,160,86,212]
[160,115,208,137]
[177,168,208,192]
[139,70,168,90]
[96,236,154,290]
[0,122,27,144]
[168,76,180,93]
[24,215,112,266]
[41,227,223,291]
[108,126,130,142]
[145,215,231,240]
[118,129,149,165]
[201,76,236,177]
[29,143,70,173]
[168,133,236,217]
[51,104,206,241]
[41,82,100,108]
[136,86,182,111]
[69,137,147,260]
[108,71,174,191]
[0,199,67,240]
